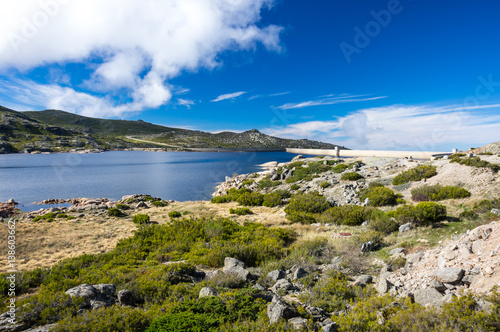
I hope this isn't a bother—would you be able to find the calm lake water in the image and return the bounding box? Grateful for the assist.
[0,151,298,211]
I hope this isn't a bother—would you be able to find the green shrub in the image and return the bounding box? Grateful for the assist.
[369,213,400,234]
[133,214,150,225]
[387,205,419,224]
[473,198,500,213]
[262,193,283,207]
[331,164,348,173]
[33,212,56,222]
[459,210,479,221]
[211,196,230,204]
[237,192,264,206]
[290,184,300,190]
[355,230,385,249]
[257,179,281,189]
[451,156,500,172]
[392,165,437,185]
[414,202,447,225]
[285,211,317,224]
[242,180,255,186]
[168,211,182,218]
[151,201,167,207]
[285,192,330,215]
[341,172,364,181]
[319,181,330,189]
[108,208,123,217]
[229,207,253,216]
[54,306,151,332]
[116,203,131,210]
[359,186,398,206]
[411,185,471,202]
[479,152,493,155]
[320,205,374,226]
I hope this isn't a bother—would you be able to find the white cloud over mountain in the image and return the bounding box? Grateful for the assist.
[0,0,282,117]
[263,103,500,151]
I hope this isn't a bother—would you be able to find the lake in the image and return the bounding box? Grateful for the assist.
[0,151,299,211]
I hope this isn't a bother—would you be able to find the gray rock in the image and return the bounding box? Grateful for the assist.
[93,284,116,297]
[223,257,245,271]
[399,223,412,233]
[429,280,447,292]
[22,324,57,332]
[390,248,405,256]
[353,275,373,287]
[431,268,465,283]
[414,287,444,306]
[361,241,374,253]
[271,279,295,293]
[199,287,218,298]
[437,255,447,269]
[118,289,135,306]
[66,284,98,304]
[321,322,339,332]
[267,297,299,324]
[293,267,308,280]
[462,275,475,286]
[491,209,500,216]
[268,269,286,282]
[288,317,308,330]
[471,240,483,254]
[377,278,394,294]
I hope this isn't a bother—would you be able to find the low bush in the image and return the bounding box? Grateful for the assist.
[473,198,500,213]
[133,214,150,225]
[262,192,282,207]
[451,156,500,172]
[319,181,330,189]
[392,165,437,185]
[211,195,230,204]
[168,211,182,218]
[108,208,123,217]
[387,205,419,224]
[257,179,281,189]
[459,210,479,221]
[290,184,300,190]
[237,192,264,206]
[359,184,398,206]
[411,185,471,202]
[415,202,447,226]
[151,201,167,207]
[368,212,400,234]
[341,172,364,181]
[116,203,131,210]
[320,205,374,226]
[331,164,349,173]
[229,207,253,216]
[285,192,330,215]
[33,212,56,222]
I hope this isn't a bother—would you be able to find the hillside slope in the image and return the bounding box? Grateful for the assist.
[0,107,345,153]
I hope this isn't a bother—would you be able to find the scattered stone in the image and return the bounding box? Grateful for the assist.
[429,280,447,292]
[293,267,308,280]
[353,275,373,287]
[361,241,374,253]
[118,289,135,306]
[267,297,299,324]
[271,279,295,293]
[288,317,308,330]
[321,322,339,332]
[377,278,394,294]
[390,248,405,256]
[199,287,218,298]
[268,269,285,282]
[399,223,412,233]
[413,288,444,306]
[431,268,465,284]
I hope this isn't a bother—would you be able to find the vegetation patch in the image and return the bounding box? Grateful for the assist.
[107,208,123,217]
[229,207,253,216]
[168,211,182,218]
[411,185,471,202]
[359,183,399,206]
[341,172,364,181]
[392,165,438,185]
[450,156,500,172]
[133,214,150,225]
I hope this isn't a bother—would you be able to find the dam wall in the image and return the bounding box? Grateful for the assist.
[285,148,454,160]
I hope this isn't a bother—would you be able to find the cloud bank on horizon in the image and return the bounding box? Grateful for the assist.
[263,103,500,151]
[0,0,282,117]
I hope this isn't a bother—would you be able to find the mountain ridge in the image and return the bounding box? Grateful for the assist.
[0,106,346,153]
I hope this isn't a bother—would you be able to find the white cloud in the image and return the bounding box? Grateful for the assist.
[177,98,195,109]
[263,103,500,151]
[211,91,246,102]
[275,94,387,110]
[0,0,282,117]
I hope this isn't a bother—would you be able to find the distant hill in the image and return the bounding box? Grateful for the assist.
[0,107,346,153]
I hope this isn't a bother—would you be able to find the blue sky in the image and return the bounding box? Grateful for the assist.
[0,0,499,151]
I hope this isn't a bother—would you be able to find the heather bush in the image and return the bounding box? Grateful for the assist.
[133,214,150,225]
[359,185,398,206]
[237,192,264,206]
[320,205,374,226]
[108,207,123,217]
[341,172,364,181]
[168,211,182,218]
[284,192,330,222]
[411,185,470,202]
[392,165,437,185]
[229,207,253,215]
